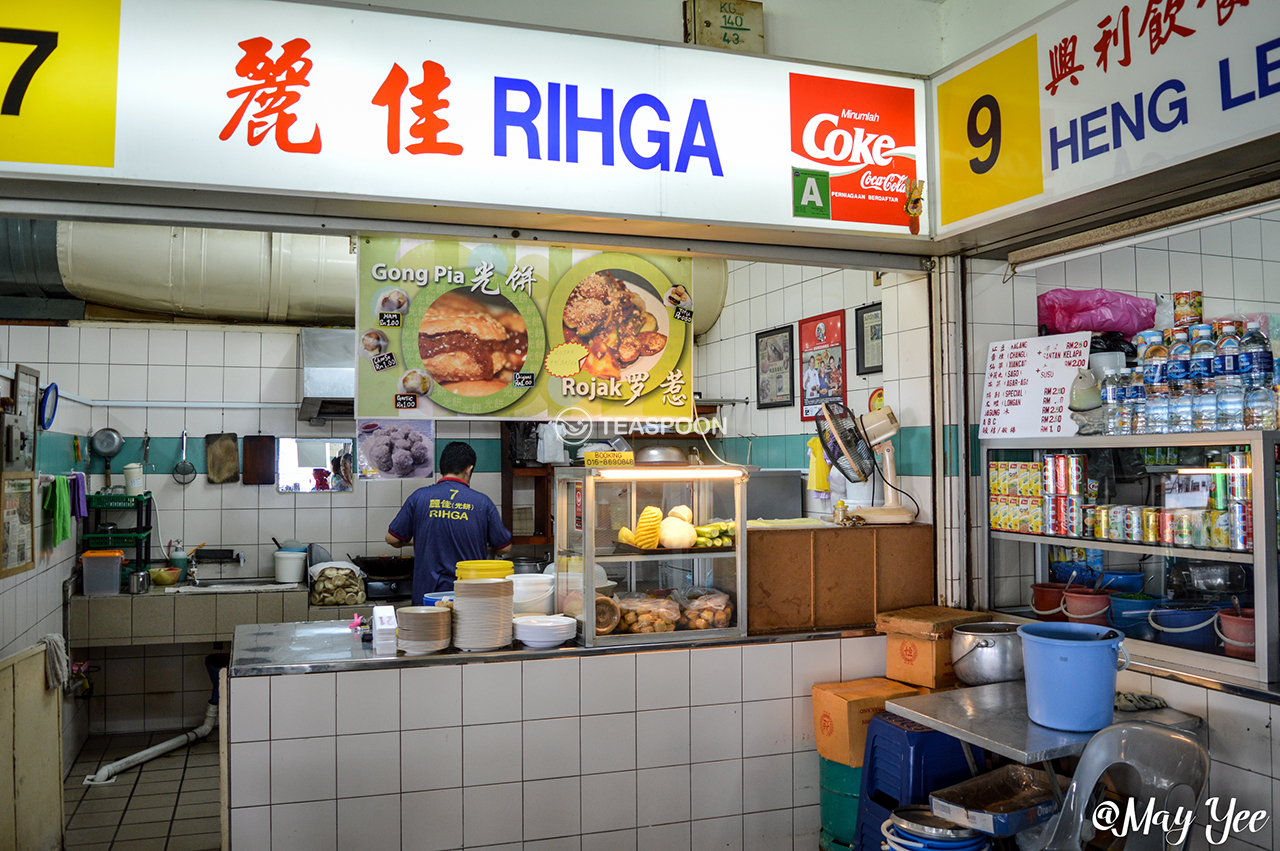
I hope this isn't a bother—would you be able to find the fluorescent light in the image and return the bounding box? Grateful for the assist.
[1013,199,1280,274]
[595,466,747,480]
[1174,468,1250,475]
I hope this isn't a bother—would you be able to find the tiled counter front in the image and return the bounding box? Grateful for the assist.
[227,634,887,851]
[70,590,311,647]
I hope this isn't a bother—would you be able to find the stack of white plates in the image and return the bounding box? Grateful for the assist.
[396,606,451,655]
[453,579,514,651]
[514,615,577,649]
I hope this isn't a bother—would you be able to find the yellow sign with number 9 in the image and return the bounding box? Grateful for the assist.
[937,35,1043,227]
[0,0,120,168]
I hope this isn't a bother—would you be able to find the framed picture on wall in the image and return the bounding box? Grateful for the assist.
[755,325,794,409]
[855,302,883,375]
[798,310,847,421]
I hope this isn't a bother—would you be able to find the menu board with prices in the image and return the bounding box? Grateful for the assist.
[979,333,1090,439]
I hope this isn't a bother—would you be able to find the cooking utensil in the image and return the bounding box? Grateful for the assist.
[951,622,1024,686]
[1232,595,1242,617]
[90,428,124,488]
[142,430,150,468]
[185,542,206,558]
[242,434,276,485]
[634,445,687,465]
[273,538,283,550]
[1063,570,1077,593]
[205,432,240,484]
[173,431,196,484]
[128,571,151,594]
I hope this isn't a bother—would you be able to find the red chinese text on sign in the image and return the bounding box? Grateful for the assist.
[1045,36,1086,94]
[220,37,322,153]
[1197,0,1248,26]
[371,61,463,156]
[1094,6,1133,72]
[1139,0,1196,55]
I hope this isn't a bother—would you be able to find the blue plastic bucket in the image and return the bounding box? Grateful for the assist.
[1107,595,1166,641]
[1098,571,1145,594]
[1150,604,1218,650]
[1018,623,1129,732]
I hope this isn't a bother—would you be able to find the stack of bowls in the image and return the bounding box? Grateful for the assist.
[453,579,514,651]
[396,606,451,655]
[508,574,556,615]
[514,615,577,649]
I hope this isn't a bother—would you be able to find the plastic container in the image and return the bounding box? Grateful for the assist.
[1029,583,1068,622]
[274,550,307,583]
[1097,571,1144,594]
[1218,608,1256,660]
[1107,595,1166,641]
[819,757,861,848]
[1018,622,1129,732]
[456,559,515,580]
[123,463,145,496]
[168,554,189,582]
[1062,589,1114,626]
[424,591,455,605]
[83,549,125,596]
[507,574,555,615]
[1150,604,1219,650]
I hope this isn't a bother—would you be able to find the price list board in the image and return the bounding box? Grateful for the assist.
[979,333,1090,439]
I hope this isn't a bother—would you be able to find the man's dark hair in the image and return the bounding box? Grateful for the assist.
[439,441,477,476]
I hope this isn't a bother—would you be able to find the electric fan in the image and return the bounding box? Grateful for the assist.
[816,402,917,524]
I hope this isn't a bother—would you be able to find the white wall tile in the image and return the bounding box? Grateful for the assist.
[690,646,741,706]
[230,741,270,807]
[743,753,792,813]
[636,707,690,769]
[581,712,636,774]
[792,697,815,752]
[230,805,271,850]
[742,698,792,757]
[691,759,742,819]
[743,809,791,851]
[1206,762,1272,848]
[636,649,690,710]
[1150,678,1208,720]
[402,789,463,851]
[524,657,580,720]
[335,731,400,798]
[525,717,580,780]
[692,816,743,851]
[742,644,791,701]
[464,781,524,846]
[690,703,741,763]
[1207,690,1271,776]
[581,653,636,715]
[271,672,335,739]
[791,640,841,697]
[581,770,638,834]
[270,736,336,804]
[402,666,461,729]
[525,776,583,840]
[272,800,336,851]
[338,794,399,851]
[1234,259,1264,302]
[793,750,820,806]
[402,726,462,791]
[841,635,888,681]
[637,764,691,826]
[462,660,523,724]
[464,720,523,785]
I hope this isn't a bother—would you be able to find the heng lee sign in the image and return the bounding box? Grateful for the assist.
[0,0,927,237]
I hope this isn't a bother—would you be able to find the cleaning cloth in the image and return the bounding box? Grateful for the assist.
[1114,691,1169,711]
[69,472,88,519]
[806,436,830,493]
[43,475,72,545]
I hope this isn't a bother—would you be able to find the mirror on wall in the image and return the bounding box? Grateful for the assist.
[278,438,356,493]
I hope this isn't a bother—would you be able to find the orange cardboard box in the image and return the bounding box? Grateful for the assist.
[811,677,920,767]
[877,606,991,688]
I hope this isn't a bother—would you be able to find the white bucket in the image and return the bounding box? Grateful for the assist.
[508,574,556,615]
[124,463,145,496]
[274,551,307,583]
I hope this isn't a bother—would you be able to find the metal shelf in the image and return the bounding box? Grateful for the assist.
[590,551,738,563]
[982,431,1265,450]
[990,531,1254,564]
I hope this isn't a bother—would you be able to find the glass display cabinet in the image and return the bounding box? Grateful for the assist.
[554,465,749,646]
[981,432,1279,684]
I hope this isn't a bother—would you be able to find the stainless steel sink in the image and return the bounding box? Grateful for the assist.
[168,577,304,593]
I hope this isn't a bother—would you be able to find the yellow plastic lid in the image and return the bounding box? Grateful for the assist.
[82,550,124,558]
[456,559,514,579]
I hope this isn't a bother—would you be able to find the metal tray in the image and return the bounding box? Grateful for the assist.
[929,765,1069,837]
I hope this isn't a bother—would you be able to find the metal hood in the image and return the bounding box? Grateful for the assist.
[298,327,355,424]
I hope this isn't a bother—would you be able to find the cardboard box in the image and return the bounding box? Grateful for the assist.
[877,607,991,688]
[811,677,920,767]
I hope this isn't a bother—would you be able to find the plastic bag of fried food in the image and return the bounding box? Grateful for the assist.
[615,592,680,634]
[674,587,733,630]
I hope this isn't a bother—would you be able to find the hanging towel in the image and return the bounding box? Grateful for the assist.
[43,475,72,545]
[806,436,830,493]
[69,472,88,519]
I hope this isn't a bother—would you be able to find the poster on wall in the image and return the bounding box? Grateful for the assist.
[798,310,847,421]
[978,333,1090,438]
[357,236,694,421]
[854,303,883,375]
[755,326,794,409]
[356,419,435,480]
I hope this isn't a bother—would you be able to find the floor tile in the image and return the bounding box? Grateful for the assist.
[74,797,130,815]
[116,821,171,840]
[181,765,219,779]
[121,805,175,825]
[64,826,117,846]
[130,793,179,810]
[177,788,220,805]
[164,833,221,850]
[169,816,220,835]
[179,776,220,792]
[174,802,221,820]
[113,839,168,851]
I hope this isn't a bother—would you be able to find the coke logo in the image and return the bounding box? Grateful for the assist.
[801,114,898,167]
[860,172,909,193]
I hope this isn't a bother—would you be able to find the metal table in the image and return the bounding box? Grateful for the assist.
[885,681,1204,801]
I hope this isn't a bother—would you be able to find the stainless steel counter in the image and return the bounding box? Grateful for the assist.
[229,621,875,677]
[885,681,1204,764]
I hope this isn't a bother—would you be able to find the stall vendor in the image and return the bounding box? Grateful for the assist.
[385,441,511,601]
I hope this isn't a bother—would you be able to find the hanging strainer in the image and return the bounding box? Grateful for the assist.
[173,430,196,485]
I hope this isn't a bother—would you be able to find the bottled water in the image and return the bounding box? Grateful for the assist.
[1130,371,1148,434]
[1217,375,1245,431]
[1240,321,1272,388]
[1193,378,1218,432]
[1213,323,1241,378]
[1142,337,1168,388]
[1146,383,1170,433]
[1244,383,1277,429]
[1170,382,1194,433]
[1101,369,1122,436]
[1189,327,1215,380]
[1167,330,1191,383]
[1117,369,1134,435]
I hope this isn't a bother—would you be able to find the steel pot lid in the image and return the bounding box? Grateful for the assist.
[634,445,686,465]
[91,428,124,458]
[890,806,978,839]
[953,622,1021,636]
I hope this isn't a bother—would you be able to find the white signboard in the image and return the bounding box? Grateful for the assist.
[0,0,928,237]
[979,333,1091,438]
[932,0,1280,235]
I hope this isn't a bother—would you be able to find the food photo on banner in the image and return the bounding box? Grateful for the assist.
[356,236,694,421]
[798,310,847,420]
[356,419,435,480]
[755,325,795,409]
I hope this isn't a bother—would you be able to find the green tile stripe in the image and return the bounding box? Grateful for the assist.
[435,438,502,473]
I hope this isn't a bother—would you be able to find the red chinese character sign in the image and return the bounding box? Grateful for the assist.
[978,333,1090,439]
[221,37,322,153]
[798,310,847,422]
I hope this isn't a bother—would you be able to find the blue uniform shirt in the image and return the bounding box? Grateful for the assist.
[388,476,511,604]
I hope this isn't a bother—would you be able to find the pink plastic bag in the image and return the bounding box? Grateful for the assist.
[1037,288,1156,337]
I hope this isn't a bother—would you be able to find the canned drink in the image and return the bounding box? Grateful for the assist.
[1173,291,1203,327]
[1064,497,1084,537]
[1086,478,1099,501]
[1159,508,1175,545]
[1108,505,1127,541]
[1041,456,1057,496]
[1189,509,1209,548]
[1043,496,1058,536]
[1141,507,1160,543]
[1054,455,1069,495]
[1229,501,1251,551]
[1094,504,1111,540]
[1208,462,1228,511]
[1082,504,1097,538]
[1228,452,1252,502]
[1065,455,1087,495]
[1124,506,1144,542]
[1054,496,1070,536]
[1207,509,1230,549]
[1173,509,1194,546]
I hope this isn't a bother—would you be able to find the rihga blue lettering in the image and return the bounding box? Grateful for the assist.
[494,77,542,159]
[675,99,723,176]
[620,93,670,170]
[566,85,614,165]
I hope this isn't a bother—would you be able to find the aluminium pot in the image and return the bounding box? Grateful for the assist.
[951,622,1024,686]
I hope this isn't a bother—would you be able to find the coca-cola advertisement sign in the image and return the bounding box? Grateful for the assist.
[789,74,919,227]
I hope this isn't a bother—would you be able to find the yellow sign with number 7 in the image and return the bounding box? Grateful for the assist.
[937,35,1043,227]
[0,0,120,168]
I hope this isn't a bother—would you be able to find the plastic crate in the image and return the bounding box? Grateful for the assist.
[87,492,151,510]
[83,550,124,595]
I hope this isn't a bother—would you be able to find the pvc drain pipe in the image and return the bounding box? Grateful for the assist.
[84,703,218,785]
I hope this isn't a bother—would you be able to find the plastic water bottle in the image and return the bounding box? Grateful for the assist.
[1143,337,1168,388]
[1102,369,1122,435]
[1117,369,1134,434]
[1217,375,1245,431]
[1213,323,1241,379]
[1146,383,1170,433]
[1240,321,1273,388]
[1189,327,1215,380]
[1167,330,1191,383]
[1193,378,1218,432]
[1244,383,1277,429]
[1130,370,1148,434]
[1170,382,1194,433]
